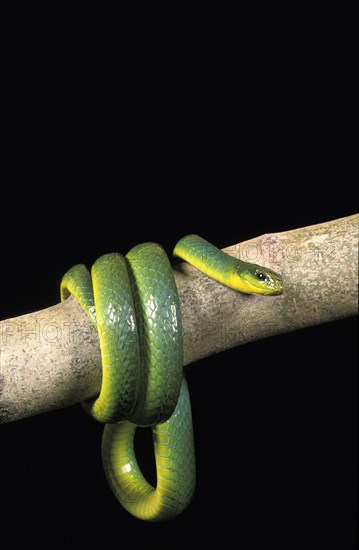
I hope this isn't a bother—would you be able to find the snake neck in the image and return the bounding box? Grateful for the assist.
[173,234,238,287]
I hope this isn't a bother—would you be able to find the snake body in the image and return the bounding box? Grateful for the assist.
[61,235,283,521]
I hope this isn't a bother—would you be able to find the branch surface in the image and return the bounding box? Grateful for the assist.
[1,214,357,423]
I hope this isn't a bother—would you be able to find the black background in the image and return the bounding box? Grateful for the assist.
[1,2,357,549]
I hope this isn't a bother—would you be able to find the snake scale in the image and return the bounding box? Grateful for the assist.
[60,235,283,521]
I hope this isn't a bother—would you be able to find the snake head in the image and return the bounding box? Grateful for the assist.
[231,263,284,295]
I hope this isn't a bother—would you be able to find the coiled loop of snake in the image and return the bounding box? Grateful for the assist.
[60,235,283,521]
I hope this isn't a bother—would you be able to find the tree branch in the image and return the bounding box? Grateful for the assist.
[0,214,357,424]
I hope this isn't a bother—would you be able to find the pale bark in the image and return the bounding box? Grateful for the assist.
[0,214,357,424]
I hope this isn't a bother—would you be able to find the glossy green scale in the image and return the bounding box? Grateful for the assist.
[60,234,283,521]
[102,377,194,521]
[174,234,284,295]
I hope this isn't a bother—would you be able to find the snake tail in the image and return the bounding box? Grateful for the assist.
[102,377,195,521]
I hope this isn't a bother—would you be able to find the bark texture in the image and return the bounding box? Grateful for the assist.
[0,214,357,424]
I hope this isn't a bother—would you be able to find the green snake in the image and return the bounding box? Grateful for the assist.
[60,235,283,521]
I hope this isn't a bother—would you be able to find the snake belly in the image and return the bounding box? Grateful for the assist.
[61,242,195,521]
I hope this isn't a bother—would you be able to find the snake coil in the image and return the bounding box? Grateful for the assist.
[60,235,283,521]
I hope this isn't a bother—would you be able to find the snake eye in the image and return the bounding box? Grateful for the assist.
[255,271,269,282]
